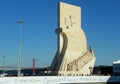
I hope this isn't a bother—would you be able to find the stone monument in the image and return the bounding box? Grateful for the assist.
[50,2,96,76]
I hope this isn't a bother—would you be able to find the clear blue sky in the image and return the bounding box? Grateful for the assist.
[0,0,120,68]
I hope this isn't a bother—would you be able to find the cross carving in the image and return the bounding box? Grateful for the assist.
[64,15,76,28]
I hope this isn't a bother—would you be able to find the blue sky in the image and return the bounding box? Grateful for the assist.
[0,0,120,68]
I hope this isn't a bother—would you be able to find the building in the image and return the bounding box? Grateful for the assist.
[113,60,120,76]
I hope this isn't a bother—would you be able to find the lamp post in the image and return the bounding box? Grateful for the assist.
[16,19,24,76]
[2,56,5,74]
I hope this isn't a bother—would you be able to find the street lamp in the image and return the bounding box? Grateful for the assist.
[2,56,5,74]
[16,19,24,76]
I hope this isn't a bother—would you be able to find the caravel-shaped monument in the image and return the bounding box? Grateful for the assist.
[50,2,96,76]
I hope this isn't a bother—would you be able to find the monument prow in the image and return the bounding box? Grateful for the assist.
[50,2,96,76]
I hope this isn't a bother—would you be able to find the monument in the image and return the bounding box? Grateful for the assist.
[50,2,96,76]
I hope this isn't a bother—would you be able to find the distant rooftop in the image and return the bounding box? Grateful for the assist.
[113,60,120,64]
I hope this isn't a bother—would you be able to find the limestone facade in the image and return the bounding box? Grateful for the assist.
[50,2,96,76]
